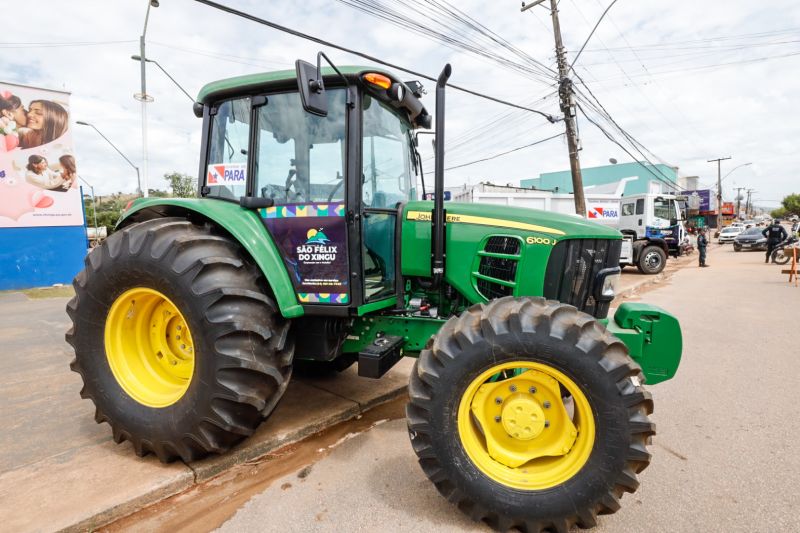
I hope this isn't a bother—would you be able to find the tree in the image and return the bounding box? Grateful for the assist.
[771,207,788,218]
[781,193,800,216]
[165,172,197,198]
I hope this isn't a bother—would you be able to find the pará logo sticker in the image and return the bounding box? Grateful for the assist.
[207,163,246,185]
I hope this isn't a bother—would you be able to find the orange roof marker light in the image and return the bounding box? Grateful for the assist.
[363,72,392,90]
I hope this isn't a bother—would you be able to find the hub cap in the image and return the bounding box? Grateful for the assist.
[104,288,195,408]
[458,362,595,490]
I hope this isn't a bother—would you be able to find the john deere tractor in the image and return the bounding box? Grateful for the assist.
[67,57,682,531]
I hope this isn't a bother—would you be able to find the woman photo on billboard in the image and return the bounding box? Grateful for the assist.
[25,154,70,191]
[19,100,68,149]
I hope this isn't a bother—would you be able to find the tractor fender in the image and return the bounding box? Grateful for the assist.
[117,198,304,319]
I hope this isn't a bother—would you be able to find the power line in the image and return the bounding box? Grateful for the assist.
[576,102,680,192]
[0,39,135,48]
[190,0,557,122]
[569,0,620,70]
[444,133,564,171]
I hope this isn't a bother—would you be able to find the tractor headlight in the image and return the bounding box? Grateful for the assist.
[595,267,621,302]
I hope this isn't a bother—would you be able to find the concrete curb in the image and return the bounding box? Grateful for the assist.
[66,365,412,532]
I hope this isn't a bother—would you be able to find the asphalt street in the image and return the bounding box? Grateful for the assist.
[213,245,799,533]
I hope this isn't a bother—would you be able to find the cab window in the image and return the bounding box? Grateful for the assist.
[362,95,415,208]
[254,90,347,204]
[204,98,250,200]
[622,202,634,216]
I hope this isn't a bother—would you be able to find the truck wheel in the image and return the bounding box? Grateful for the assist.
[66,218,293,463]
[407,297,653,532]
[637,245,666,274]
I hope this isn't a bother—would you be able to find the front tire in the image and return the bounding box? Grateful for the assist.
[407,297,653,532]
[66,218,293,462]
[636,245,666,275]
[733,243,742,252]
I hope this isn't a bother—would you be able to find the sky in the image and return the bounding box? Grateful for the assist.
[3,0,799,208]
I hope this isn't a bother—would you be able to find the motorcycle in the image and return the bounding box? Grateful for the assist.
[679,236,694,256]
[771,236,799,265]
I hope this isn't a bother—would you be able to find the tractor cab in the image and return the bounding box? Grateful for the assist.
[194,63,431,313]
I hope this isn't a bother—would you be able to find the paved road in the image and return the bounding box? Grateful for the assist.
[213,245,799,533]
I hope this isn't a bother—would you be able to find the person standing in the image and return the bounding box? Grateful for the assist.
[697,228,709,267]
[762,219,788,263]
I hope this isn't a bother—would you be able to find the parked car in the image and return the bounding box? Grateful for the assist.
[733,227,768,252]
[742,220,757,229]
[730,222,744,229]
[719,226,743,243]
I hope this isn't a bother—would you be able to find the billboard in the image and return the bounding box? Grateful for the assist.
[0,82,83,228]
[682,189,715,213]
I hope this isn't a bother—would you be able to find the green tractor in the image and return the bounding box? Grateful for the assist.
[66,57,682,531]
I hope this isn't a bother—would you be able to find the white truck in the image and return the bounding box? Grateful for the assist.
[448,183,686,274]
[593,193,687,275]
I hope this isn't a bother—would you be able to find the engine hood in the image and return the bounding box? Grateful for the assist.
[403,200,622,240]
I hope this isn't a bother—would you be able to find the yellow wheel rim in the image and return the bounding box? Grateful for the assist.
[457,361,595,490]
[104,287,195,408]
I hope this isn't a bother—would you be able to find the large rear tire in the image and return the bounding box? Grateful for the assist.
[66,218,293,462]
[407,297,653,532]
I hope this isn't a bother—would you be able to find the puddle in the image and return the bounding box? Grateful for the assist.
[102,396,408,533]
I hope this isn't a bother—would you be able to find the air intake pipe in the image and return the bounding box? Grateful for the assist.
[430,64,451,289]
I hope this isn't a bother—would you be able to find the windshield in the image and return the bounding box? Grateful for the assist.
[742,228,762,236]
[653,198,676,221]
[721,227,739,233]
[361,95,415,208]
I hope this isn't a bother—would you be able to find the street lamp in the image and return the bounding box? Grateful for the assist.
[76,121,142,196]
[131,55,194,102]
[133,0,160,198]
[77,175,98,231]
[720,162,752,220]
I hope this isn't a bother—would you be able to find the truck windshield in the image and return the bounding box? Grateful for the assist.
[654,198,676,221]
[361,95,415,208]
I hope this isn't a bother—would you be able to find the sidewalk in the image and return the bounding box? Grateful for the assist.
[0,290,412,533]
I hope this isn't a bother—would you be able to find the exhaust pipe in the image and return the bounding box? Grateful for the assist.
[430,64,452,289]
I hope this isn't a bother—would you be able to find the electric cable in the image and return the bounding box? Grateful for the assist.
[190,0,557,122]
[444,133,565,171]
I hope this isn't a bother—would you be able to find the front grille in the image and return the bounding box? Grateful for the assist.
[476,236,521,300]
[485,236,521,255]
[543,239,621,319]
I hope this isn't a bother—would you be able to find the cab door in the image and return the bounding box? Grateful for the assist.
[359,95,417,305]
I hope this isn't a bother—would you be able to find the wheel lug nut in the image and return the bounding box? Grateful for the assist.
[544,420,550,428]
[543,401,551,409]
[529,386,537,394]
[509,385,517,393]
[495,397,503,404]
[494,416,501,422]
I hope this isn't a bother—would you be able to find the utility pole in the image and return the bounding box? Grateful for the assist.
[745,189,755,218]
[734,186,745,220]
[134,0,159,198]
[708,156,731,229]
[522,0,585,216]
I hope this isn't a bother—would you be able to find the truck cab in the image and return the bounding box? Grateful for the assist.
[615,193,687,273]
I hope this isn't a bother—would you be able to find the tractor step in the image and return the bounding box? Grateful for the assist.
[358,335,405,379]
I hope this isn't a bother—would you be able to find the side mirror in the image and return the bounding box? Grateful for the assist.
[295,59,327,117]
